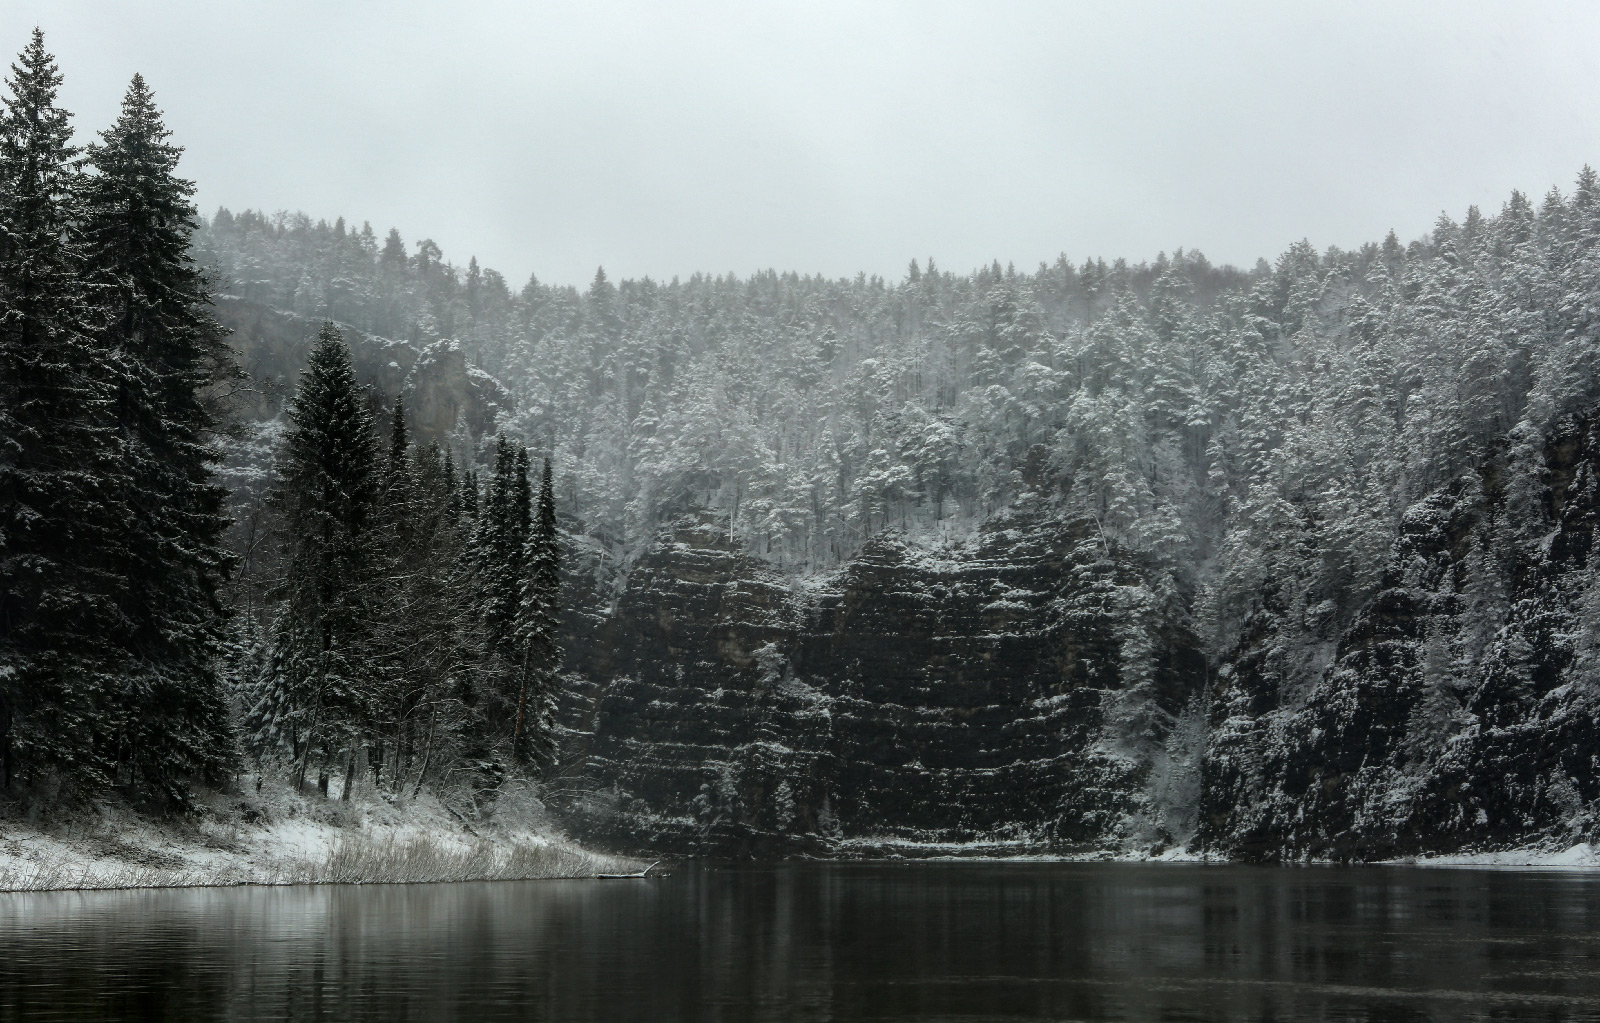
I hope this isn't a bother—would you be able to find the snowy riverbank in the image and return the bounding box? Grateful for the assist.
[1393,843,1600,869]
[831,835,1600,869]
[0,779,641,893]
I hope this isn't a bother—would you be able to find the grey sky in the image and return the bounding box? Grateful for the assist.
[6,1,1599,287]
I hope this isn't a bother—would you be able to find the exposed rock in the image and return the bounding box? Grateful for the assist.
[550,513,1207,857]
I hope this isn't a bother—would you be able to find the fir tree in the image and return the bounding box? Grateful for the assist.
[0,30,121,791]
[387,395,409,475]
[513,458,562,765]
[79,72,238,796]
[252,324,381,789]
[478,434,529,656]
[442,446,461,521]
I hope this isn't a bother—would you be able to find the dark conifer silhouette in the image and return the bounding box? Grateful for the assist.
[0,30,122,792]
[81,72,239,796]
[251,324,381,790]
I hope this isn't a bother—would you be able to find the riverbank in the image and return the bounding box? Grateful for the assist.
[1398,843,1600,869]
[831,835,1600,868]
[0,778,641,893]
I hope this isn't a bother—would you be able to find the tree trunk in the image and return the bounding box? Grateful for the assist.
[398,717,411,792]
[341,742,357,801]
[0,692,10,792]
[410,706,437,799]
[514,676,529,763]
[293,735,308,791]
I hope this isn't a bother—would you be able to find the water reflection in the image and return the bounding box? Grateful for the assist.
[1,863,1598,1021]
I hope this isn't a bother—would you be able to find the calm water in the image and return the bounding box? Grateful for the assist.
[1,862,1598,1021]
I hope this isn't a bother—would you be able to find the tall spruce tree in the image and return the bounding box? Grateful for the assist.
[513,457,562,765]
[461,469,479,520]
[365,394,412,797]
[478,434,530,657]
[79,73,238,796]
[0,30,122,792]
[387,395,409,474]
[251,324,381,790]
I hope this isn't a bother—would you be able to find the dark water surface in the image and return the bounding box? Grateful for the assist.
[2,861,1599,1021]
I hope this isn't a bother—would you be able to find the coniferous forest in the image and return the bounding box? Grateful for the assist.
[0,32,564,812]
[6,27,1600,861]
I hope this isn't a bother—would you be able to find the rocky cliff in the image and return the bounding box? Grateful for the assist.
[549,513,1208,857]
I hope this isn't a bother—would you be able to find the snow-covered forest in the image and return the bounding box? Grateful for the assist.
[0,33,565,812]
[6,25,1600,858]
[200,174,1600,660]
[196,165,1600,856]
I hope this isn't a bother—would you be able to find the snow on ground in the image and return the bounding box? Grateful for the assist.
[0,777,642,893]
[1394,843,1600,869]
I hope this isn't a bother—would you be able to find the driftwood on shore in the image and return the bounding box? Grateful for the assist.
[597,860,662,879]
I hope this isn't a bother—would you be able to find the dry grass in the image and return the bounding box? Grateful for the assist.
[263,835,637,886]
[0,858,199,892]
[0,834,639,893]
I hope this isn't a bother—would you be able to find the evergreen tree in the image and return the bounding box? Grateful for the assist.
[367,402,478,798]
[390,437,479,786]
[387,395,409,474]
[442,446,461,521]
[0,30,121,791]
[478,434,529,656]
[252,324,381,789]
[513,458,562,765]
[79,72,238,796]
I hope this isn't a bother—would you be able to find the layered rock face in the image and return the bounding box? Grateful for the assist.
[551,515,1207,857]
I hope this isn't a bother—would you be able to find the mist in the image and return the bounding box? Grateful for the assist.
[5,0,1598,285]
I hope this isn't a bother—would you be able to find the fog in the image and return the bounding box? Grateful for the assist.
[5,1,1598,284]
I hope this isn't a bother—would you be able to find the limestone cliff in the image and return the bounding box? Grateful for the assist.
[549,514,1208,857]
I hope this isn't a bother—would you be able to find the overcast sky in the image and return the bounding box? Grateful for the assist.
[5,2,1599,287]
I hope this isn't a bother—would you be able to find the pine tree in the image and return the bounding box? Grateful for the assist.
[513,458,562,765]
[391,435,480,791]
[79,72,238,796]
[367,403,478,798]
[387,395,409,474]
[0,30,122,792]
[478,434,530,656]
[252,324,381,790]
[442,446,461,521]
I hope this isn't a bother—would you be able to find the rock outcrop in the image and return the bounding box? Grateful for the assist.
[550,513,1208,857]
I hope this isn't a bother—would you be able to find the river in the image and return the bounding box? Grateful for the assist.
[1,861,1597,1021]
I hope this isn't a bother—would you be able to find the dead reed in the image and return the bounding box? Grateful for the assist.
[0,834,636,893]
